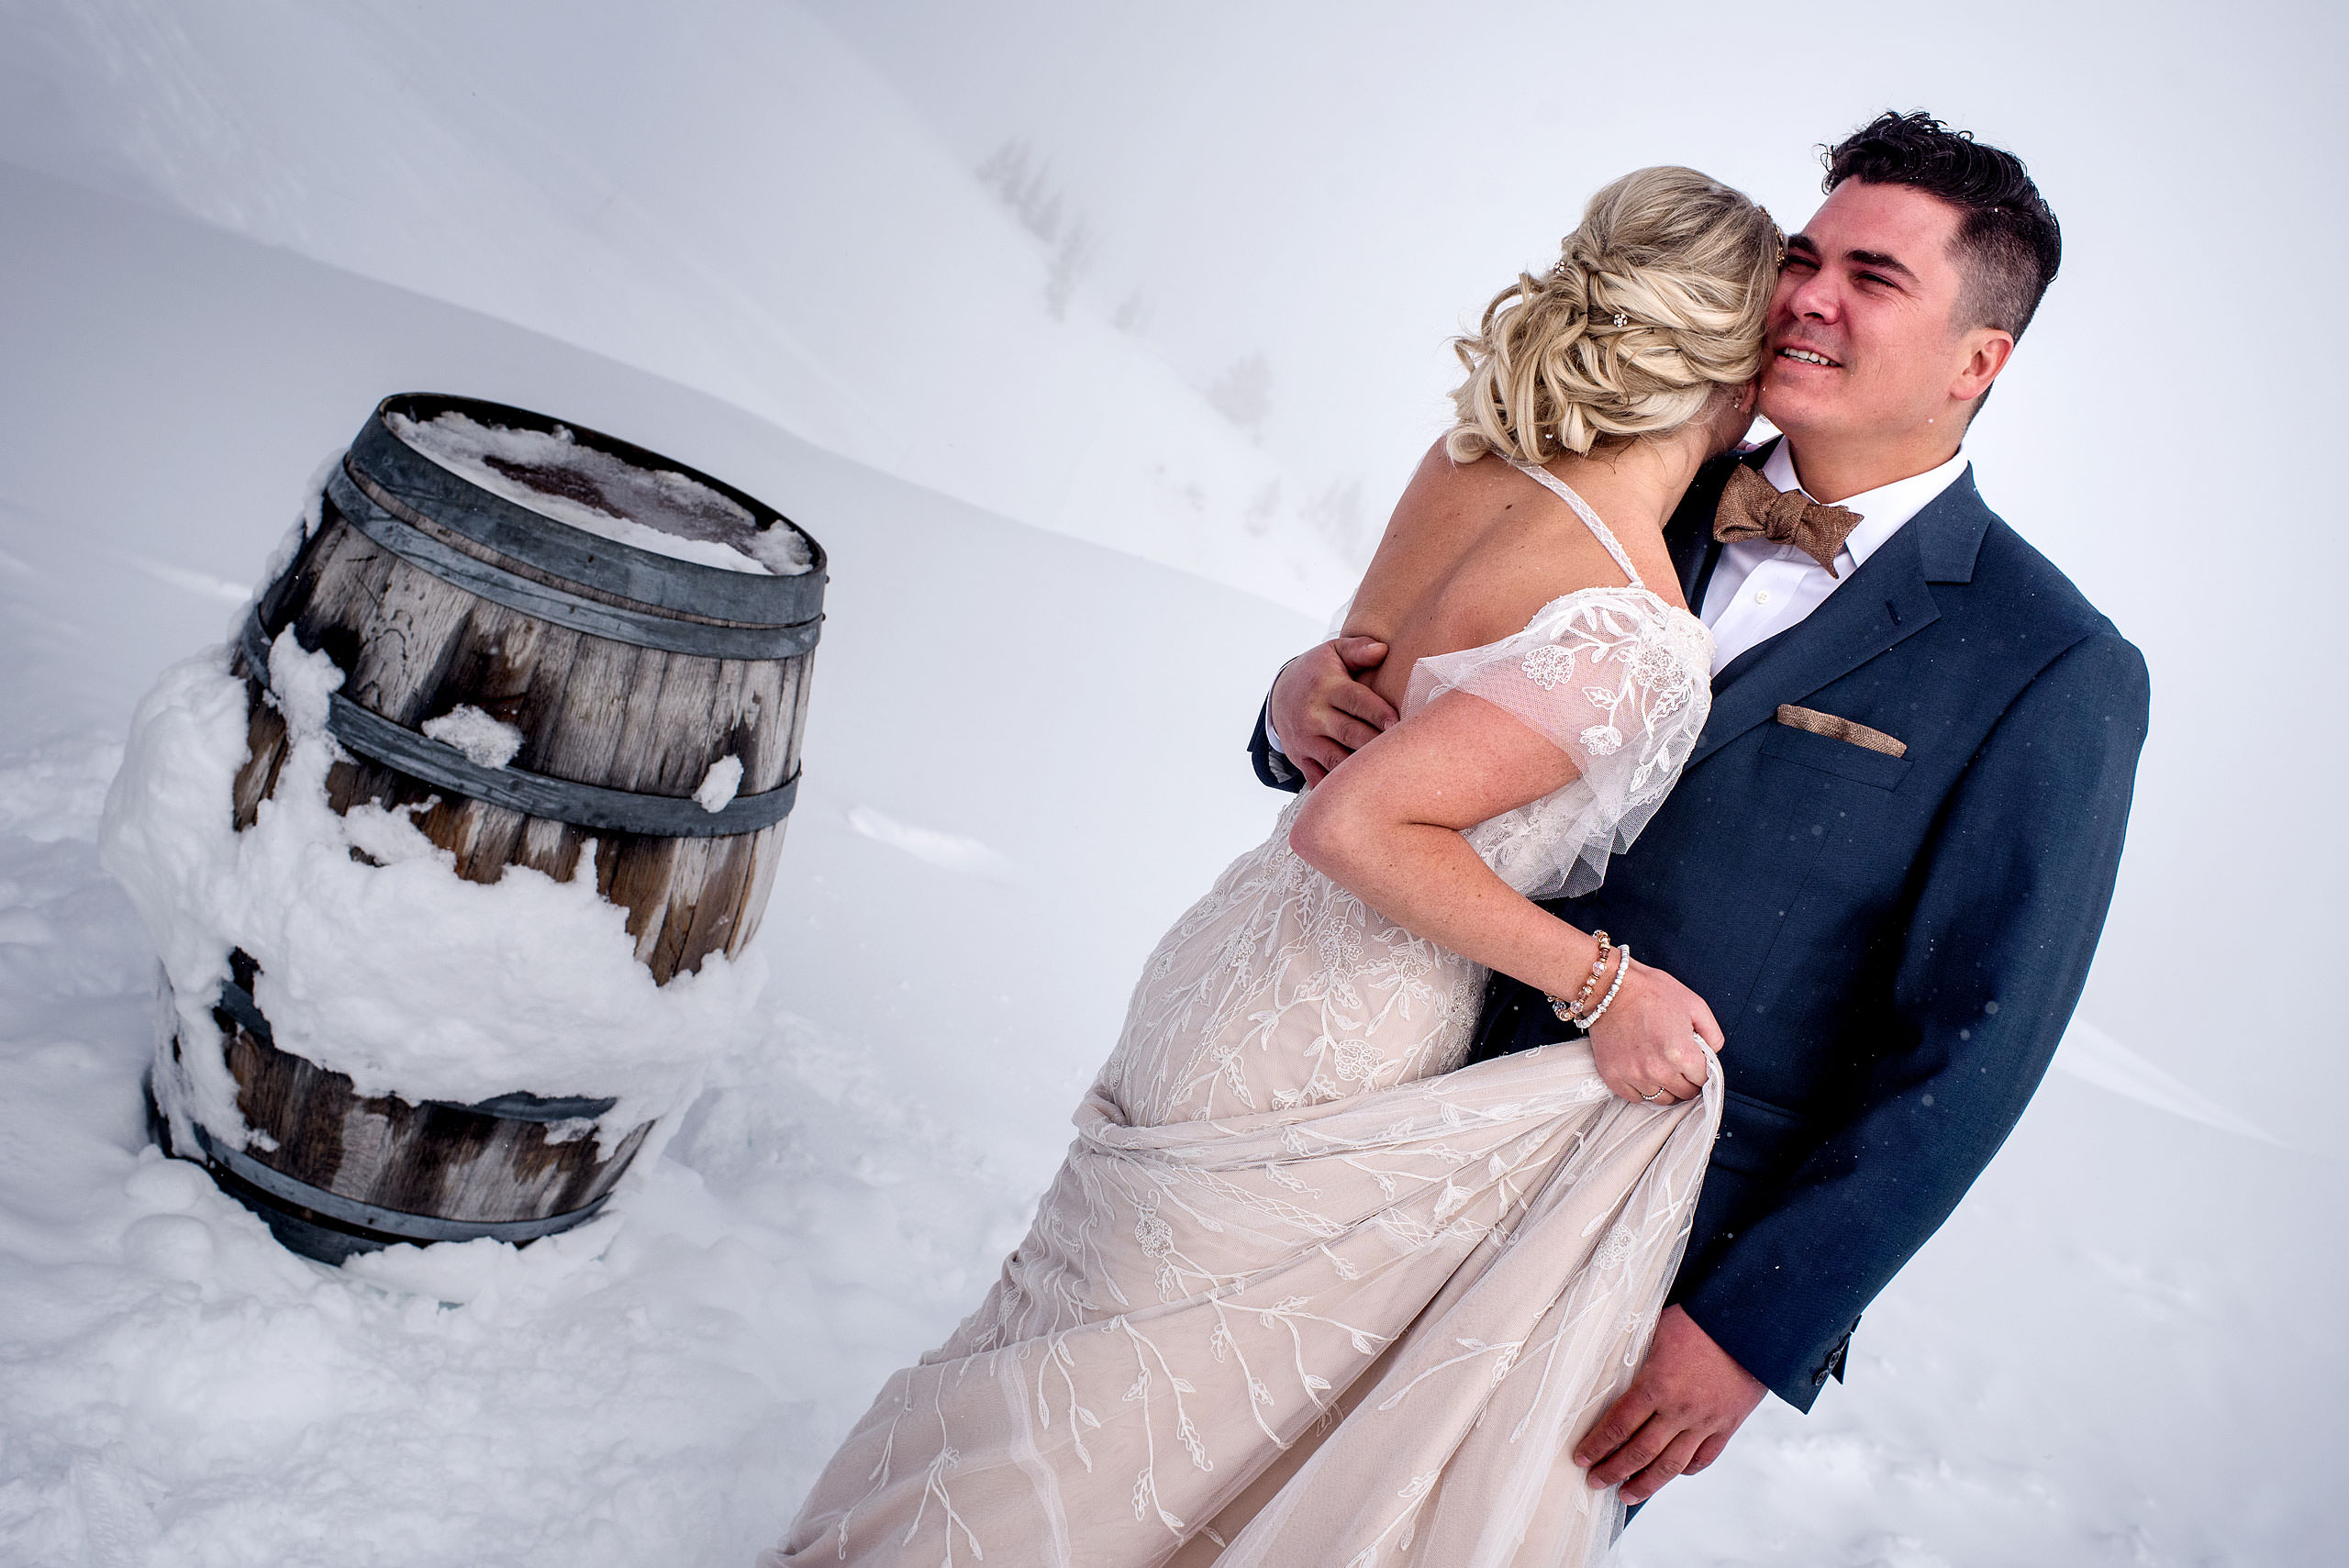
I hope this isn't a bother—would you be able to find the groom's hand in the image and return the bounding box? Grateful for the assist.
[1269,636,1396,784]
[1575,1306,1766,1505]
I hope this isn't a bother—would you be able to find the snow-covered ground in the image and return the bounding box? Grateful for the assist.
[2,6,2345,1563]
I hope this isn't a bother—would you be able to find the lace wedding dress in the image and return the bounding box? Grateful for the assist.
[766,463,1720,1568]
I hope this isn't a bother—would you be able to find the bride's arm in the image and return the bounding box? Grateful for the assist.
[1288,689,1720,1102]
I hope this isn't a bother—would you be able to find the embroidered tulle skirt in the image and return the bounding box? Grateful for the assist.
[764,807,1719,1568]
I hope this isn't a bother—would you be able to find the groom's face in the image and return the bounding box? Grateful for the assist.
[1757,180,1982,450]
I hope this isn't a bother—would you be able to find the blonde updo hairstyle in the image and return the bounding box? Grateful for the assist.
[1447,166,1780,464]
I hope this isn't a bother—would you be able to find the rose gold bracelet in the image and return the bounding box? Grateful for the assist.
[1548,931,1611,1025]
[1576,945,1633,1030]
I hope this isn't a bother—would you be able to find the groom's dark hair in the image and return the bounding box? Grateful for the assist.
[1824,112,2062,343]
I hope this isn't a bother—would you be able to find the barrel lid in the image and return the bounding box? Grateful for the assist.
[347,393,826,629]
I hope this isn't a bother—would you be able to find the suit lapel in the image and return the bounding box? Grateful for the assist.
[1666,441,1772,609]
[1666,501,1716,607]
[1686,463,1989,771]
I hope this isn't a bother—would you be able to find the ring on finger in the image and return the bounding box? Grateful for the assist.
[1639,1087,1666,1103]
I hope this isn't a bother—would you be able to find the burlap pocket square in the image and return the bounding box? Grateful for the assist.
[1776,705,1907,759]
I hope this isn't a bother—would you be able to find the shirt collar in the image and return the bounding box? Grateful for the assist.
[1758,440,1972,572]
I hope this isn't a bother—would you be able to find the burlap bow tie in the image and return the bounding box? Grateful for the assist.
[1712,464,1863,578]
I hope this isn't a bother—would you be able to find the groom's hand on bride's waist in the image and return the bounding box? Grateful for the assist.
[1575,1306,1767,1505]
[1268,636,1396,784]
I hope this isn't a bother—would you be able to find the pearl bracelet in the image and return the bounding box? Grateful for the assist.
[1575,944,1633,1031]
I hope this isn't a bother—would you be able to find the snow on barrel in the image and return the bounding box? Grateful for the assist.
[104,393,824,1262]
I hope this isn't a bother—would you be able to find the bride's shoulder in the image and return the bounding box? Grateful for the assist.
[1380,441,1610,552]
[1341,441,1498,628]
[1378,441,1522,548]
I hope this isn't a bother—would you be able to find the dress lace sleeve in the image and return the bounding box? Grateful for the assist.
[1404,588,1713,899]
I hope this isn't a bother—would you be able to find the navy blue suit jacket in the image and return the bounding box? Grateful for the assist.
[1248,442,2150,1409]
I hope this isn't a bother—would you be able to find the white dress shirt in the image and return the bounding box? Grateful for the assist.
[1698,441,1971,673]
[1265,440,1972,756]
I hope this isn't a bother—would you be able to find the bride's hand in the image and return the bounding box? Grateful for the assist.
[1585,958,1721,1105]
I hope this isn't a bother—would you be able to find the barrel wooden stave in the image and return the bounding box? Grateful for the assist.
[234,492,810,979]
[282,496,804,795]
[220,1023,649,1226]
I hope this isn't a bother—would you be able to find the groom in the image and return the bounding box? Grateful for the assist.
[1249,113,2149,1507]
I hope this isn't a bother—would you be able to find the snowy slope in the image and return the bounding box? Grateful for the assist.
[0,0,1361,615]
[0,162,1313,1562]
[1,160,2343,1568]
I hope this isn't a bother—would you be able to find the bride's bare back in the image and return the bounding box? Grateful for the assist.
[1341,440,1692,717]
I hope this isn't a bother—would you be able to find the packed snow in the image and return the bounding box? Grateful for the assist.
[695,754,746,814]
[0,3,2343,1563]
[99,627,763,1142]
[418,705,526,771]
[389,409,812,577]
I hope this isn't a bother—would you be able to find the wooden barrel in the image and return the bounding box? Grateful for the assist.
[158,392,825,1262]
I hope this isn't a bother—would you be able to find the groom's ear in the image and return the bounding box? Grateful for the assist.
[1948,326,2015,416]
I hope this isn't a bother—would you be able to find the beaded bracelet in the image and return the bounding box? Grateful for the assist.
[1548,931,1611,1025]
[1575,944,1634,1031]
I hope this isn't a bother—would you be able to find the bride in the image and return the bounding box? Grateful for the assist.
[766,166,1781,1567]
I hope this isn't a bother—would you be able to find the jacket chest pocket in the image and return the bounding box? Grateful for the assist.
[1758,720,1912,791]
[1741,717,1915,915]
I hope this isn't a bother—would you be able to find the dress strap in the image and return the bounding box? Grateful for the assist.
[1506,457,1642,588]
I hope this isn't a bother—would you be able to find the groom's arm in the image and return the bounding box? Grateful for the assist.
[1247,695,1304,793]
[1681,628,2152,1408]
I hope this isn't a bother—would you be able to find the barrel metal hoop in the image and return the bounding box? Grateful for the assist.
[186,1120,613,1244]
[343,456,826,644]
[212,977,619,1124]
[239,611,799,838]
[326,464,821,661]
[213,974,273,1046]
[351,397,827,628]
